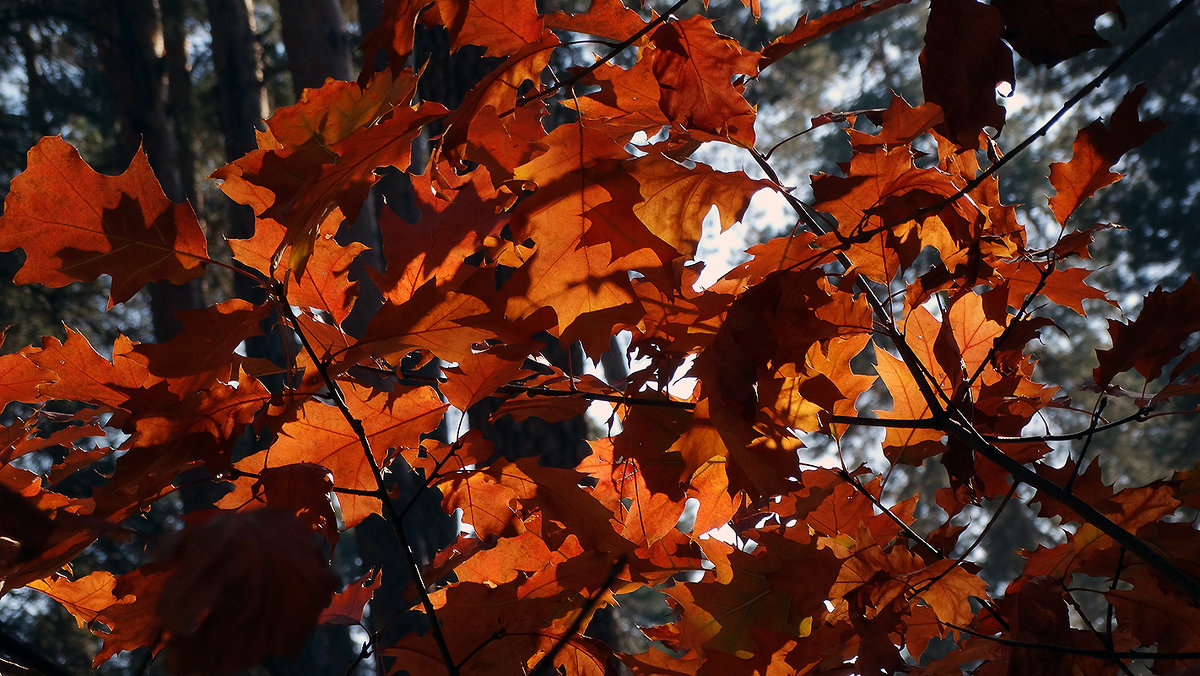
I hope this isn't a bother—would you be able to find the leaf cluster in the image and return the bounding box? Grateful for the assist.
[2,0,1200,674]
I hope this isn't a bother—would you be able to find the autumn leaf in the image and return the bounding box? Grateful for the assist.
[760,0,911,69]
[543,0,646,40]
[920,0,1013,147]
[628,151,772,258]
[156,510,340,675]
[1094,275,1200,386]
[993,0,1124,67]
[233,382,446,528]
[649,15,760,146]
[319,570,382,626]
[435,0,543,57]
[0,137,209,306]
[1048,84,1165,226]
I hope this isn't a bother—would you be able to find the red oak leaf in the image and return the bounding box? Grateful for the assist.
[0,137,209,306]
[1048,85,1165,226]
[920,0,1013,147]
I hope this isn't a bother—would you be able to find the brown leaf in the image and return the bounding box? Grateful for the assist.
[994,0,1124,67]
[920,0,1013,147]
[157,510,339,675]
[1048,85,1165,226]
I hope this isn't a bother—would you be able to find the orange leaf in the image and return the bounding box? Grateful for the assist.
[234,383,446,528]
[1048,85,1165,226]
[319,570,382,626]
[760,0,911,69]
[648,16,759,146]
[436,0,544,57]
[0,137,209,306]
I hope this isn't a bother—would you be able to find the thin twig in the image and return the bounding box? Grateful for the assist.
[274,284,459,676]
[834,467,942,559]
[513,0,693,111]
[943,622,1200,660]
[1058,578,1136,676]
[1065,396,1107,493]
[911,0,1198,223]
[528,556,628,676]
[909,482,1019,599]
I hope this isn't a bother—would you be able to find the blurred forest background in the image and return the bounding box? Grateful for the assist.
[0,0,1197,673]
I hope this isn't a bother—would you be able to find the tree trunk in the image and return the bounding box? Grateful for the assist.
[276,0,352,93]
[206,0,268,168]
[87,0,205,342]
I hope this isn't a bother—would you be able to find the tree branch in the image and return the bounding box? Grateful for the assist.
[943,622,1200,661]
[528,556,628,676]
[912,0,1197,221]
[274,287,459,676]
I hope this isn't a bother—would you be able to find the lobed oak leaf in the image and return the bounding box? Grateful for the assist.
[131,298,270,377]
[32,567,169,667]
[229,218,367,324]
[0,346,46,407]
[217,102,445,274]
[648,16,760,146]
[874,346,944,465]
[504,125,650,353]
[357,0,431,84]
[0,137,209,306]
[447,530,553,587]
[437,31,559,177]
[92,368,271,517]
[440,469,523,539]
[947,291,1005,379]
[462,102,549,181]
[629,152,772,258]
[29,570,120,629]
[910,560,988,627]
[384,575,610,676]
[1094,275,1200,385]
[281,103,449,273]
[216,463,339,545]
[499,458,636,555]
[662,530,839,666]
[846,93,944,150]
[1048,85,1165,226]
[342,271,514,370]
[269,68,421,149]
[372,170,508,303]
[234,382,446,529]
[993,0,1124,67]
[994,258,1112,316]
[434,0,543,57]
[920,0,1013,148]
[439,343,535,411]
[565,59,670,139]
[577,439,686,550]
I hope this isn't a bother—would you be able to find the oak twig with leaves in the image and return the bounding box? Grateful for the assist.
[2,0,1200,674]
